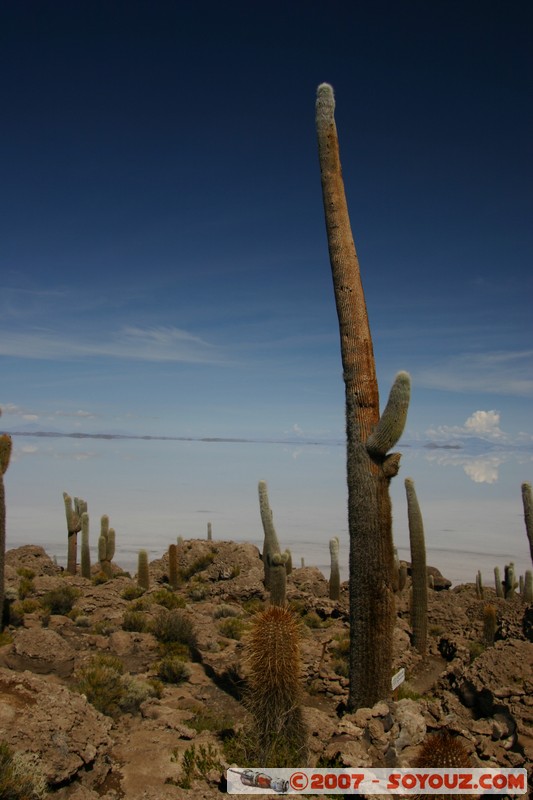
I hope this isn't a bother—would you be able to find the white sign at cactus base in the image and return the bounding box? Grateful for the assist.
[391,668,405,691]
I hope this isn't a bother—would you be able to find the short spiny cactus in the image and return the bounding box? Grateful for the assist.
[482,603,497,645]
[329,537,340,600]
[414,730,472,800]
[245,605,308,766]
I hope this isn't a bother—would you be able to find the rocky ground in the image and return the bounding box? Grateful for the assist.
[0,541,531,799]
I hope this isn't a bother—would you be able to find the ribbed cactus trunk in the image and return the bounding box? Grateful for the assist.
[98,515,115,577]
[137,549,150,590]
[269,552,288,606]
[316,83,410,709]
[168,543,179,590]
[80,512,91,579]
[522,482,533,565]
[0,434,12,632]
[63,493,86,575]
[405,478,428,655]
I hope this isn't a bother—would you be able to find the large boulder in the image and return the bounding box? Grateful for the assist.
[0,626,76,676]
[0,667,112,789]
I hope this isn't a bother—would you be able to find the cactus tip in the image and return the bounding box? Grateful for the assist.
[316,83,335,122]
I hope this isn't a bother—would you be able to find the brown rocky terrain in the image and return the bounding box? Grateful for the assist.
[0,541,531,799]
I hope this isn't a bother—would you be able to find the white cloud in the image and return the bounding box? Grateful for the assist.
[426,409,506,443]
[417,350,533,397]
[0,325,228,365]
[463,410,503,438]
[0,403,40,420]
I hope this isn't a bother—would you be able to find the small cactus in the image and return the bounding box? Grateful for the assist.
[137,549,150,590]
[168,543,179,590]
[414,730,471,800]
[504,562,517,598]
[177,535,184,546]
[244,605,308,766]
[80,512,91,579]
[207,522,212,541]
[475,570,484,599]
[329,537,340,600]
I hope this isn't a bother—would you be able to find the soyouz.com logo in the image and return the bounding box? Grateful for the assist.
[226,767,528,794]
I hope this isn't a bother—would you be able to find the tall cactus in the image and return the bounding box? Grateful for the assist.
[207,522,212,541]
[316,83,410,709]
[494,566,504,598]
[258,480,281,590]
[245,605,308,766]
[524,570,533,603]
[405,478,427,656]
[63,493,87,575]
[0,432,12,632]
[522,482,533,565]
[329,537,341,600]
[504,562,517,599]
[137,549,150,590]
[98,515,115,577]
[80,512,91,579]
[168,543,179,590]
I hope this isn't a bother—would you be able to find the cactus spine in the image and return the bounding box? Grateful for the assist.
[137,549,150,590]
[168,543,179,590]
[0,432,12,632]
[98,515,115,577]
[329,537,341,600]
[415,730,472,800]
[245,605,308,766]
[316,83,410,709]
[522,482,533,565]
[80,512,91,579]
[405,478,427,656]
[269,552,288,606]
[258,480,281,590]
[63,493,87,575]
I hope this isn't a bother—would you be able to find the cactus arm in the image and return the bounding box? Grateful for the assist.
[258,480,281,590]
[367,372,411,457]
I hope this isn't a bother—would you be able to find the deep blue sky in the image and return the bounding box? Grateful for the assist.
[1,1,532,450]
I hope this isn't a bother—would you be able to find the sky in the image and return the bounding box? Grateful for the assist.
[1,2,532,459]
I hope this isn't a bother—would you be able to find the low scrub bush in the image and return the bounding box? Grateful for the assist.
[121,585,145,601]
[152,609,196,649]
[180,552,215,580]
[156,656,190,684]
[151,589,186,609]
[40,585,80,615]
[218,617,246,640]
[213,604,240,619]
[0,740,48,799]
[74,654,160,717]
[122,610,151,633]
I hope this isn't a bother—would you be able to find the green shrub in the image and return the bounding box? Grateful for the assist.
[303,611,323,629]
[122,610,150,633]
[156,656,190,684]
[16,568,36,580]
[180,552,215,580]
[119,676,160,714]
[213,604,240,619]
[242,598,265,614]
[151,589,186,609]
[218,617,246,640]
[74,655,124,717]
[188,585,207,602]
[92,572,109,585]
[152,609,196,648]
[18,576,34,600]
[9,599,40,626]
[188,706,234,734]
[40,585,80,615]
[173,744,222,790]
[121,585,145,601]
[0,740,48,799]
[92,620,118,636]
[332,659,349,678]
[74,615,91,628]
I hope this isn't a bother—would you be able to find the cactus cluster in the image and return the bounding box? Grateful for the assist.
[63,493,87,575]
[244,605,308,766]
[98,515,115,577]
